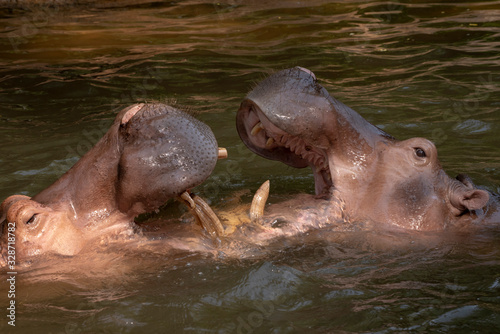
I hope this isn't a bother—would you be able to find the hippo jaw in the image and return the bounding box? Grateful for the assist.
[237,99,333,196]
[236,67,391,197]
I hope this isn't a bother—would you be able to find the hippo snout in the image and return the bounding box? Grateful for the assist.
[116,104,220,215]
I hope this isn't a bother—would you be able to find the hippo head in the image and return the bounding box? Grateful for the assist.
[236,67,490,230]
[0,104,220,263]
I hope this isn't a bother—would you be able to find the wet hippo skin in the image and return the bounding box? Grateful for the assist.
[1,71,498,268]
[0,103,222,262]
[0,100,356,267]
[236,67,498,231]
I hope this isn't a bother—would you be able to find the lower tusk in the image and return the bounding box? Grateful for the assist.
[250,180,270,222]
[192,195,225,239]
[251,122,264,136]
[178,191,196,209]
[265,137,275,148]
[218,147,228,159]
[177,192,224,243]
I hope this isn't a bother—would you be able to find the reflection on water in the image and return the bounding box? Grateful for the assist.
[2,228,499,333]
[0,0,500,333]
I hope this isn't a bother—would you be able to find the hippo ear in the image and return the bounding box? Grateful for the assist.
[450,188,489,213]
[0,195,31,222]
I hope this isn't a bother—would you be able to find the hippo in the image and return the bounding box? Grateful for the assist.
[0,100,348,268]
[236,67,498,231]
[2,71,497,268]
[0,103,227,265]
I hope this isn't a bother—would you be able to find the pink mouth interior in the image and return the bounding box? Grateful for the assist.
[243,105,333,196]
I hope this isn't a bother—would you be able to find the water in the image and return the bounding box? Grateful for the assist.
[1,0,500,332]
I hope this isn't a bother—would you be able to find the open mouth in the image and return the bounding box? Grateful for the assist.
[237,100,333,196]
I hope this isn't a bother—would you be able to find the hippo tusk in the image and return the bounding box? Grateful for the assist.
[251,122,264,136]
[218,147,228,159]
[177,191,224,242]
[265,137,274,148]
[250,180,270,222]
[192,195,225,239]
[179,191,196,209]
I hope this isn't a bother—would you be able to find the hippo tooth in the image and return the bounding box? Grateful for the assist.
[295,140,305,155]
[266,137,275,148]
[218,147,228,159]
[287,137,298,150]
[290,137,304,155]
[179,191,196,209]
[282,136,291,148]
[192,195,225,239]
[250,180,270,222]
[285,136,298,149]
[303,151,315,162]
[251,122,264,136]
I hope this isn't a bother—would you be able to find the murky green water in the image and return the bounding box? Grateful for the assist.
[0,1,500,333]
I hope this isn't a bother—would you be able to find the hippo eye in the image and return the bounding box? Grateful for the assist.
[415,147,426,158]
[25,214,37,225]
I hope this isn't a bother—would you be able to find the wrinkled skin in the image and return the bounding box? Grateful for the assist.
[0,103,220,264]
[237,67,497,230]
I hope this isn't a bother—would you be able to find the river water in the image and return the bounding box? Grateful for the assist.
[0,1,500,333]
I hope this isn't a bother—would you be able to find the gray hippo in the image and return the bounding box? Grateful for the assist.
[0,104,227,265]
[236,67,498,231]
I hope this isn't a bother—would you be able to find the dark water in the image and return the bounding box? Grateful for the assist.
[1,0,500,333]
